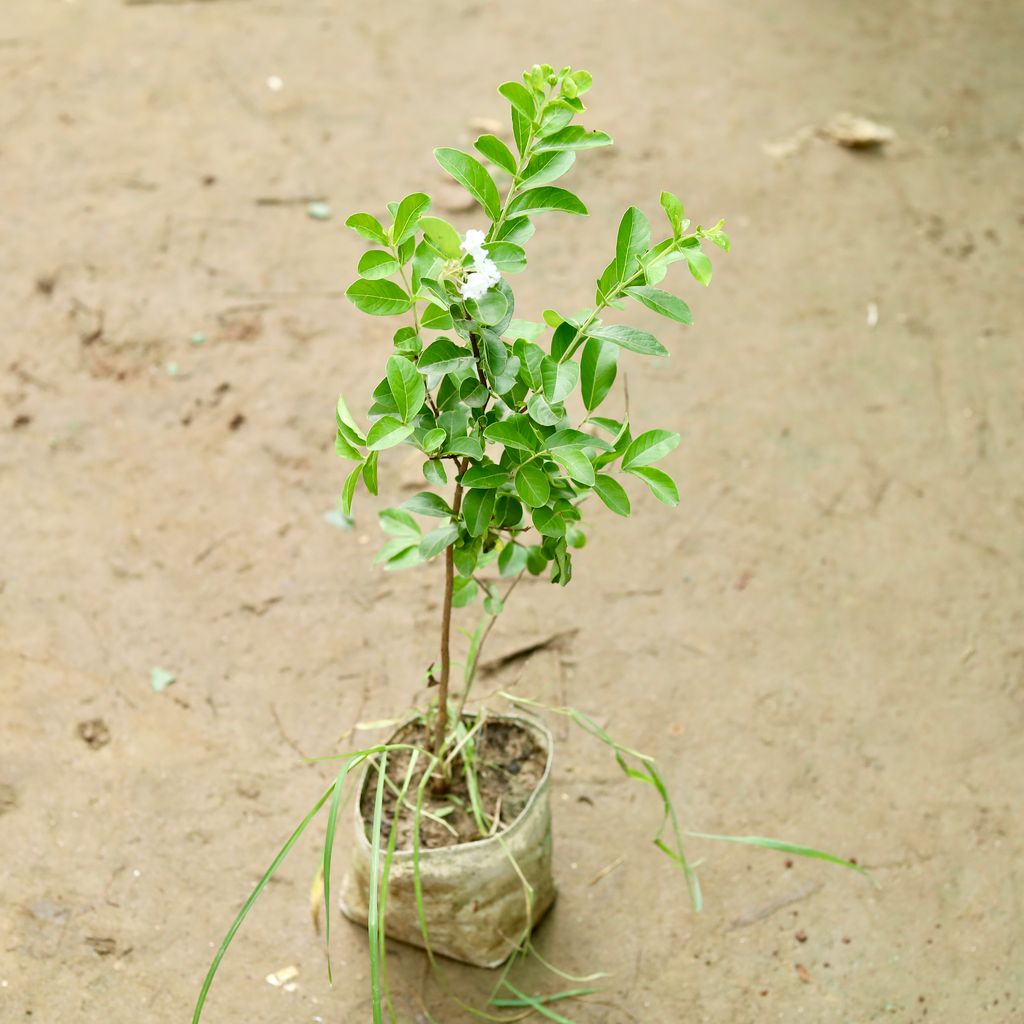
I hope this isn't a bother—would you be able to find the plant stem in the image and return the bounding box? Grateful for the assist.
[485,85,552,243]
[452,570,525,725]
[432,462,466,762]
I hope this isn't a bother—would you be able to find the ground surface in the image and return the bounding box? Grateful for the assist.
[2,2,1022,1022]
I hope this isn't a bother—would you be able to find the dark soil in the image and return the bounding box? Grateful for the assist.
[358,718,548,851]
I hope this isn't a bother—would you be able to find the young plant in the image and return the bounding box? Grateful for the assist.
[337,61,728,771]
[195,65,866,1024]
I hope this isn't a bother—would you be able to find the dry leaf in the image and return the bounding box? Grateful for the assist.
[821,113,895,149]
[266,965,299,987]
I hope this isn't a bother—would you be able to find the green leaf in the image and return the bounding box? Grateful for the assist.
[496,216,535,245]
[545,427,612,451]
[460,462,508,488]
[483,415,538,452]
[335,393,366,445]
[418,215,462,259]
[570,69,593,94]
[621,429,680,469]
[541,356,579,404]
[551,447,595,486]
[579,336,618,411]
[511,106,529,156]
[334,430,361,461]
[345,212,387,245]
[538,100,576,136]
[498,81,536,119]
[594,474,630,516]
[550,538,572,586]
[588,324,667,357]
[423,459,448,486]
[615,206,651,281]
[401,491,453,518]
[391,192,430,245]
[514,340,545,388]
[339,463,362,518]
[417,338,477,375]
[379,507,420,538]
[421,427,446,452]
[365,415,415,451]
[474,134,517,175]
[445,435,484,460]
[495,494,524,528]
[386,355,426,423]
[462,489,496,538]
[482,242,527,274]
[686,248,713,286]
[531,505,566,538]
[453,540,480,578]
[420,303,453,330]
[515,462,550,507]
[393,326,420,356]
[624,286,693,324]
[374,536,418,565]
[526,392,563,427]
[660,191,684,237]
[419,523,460,560]
[381,544,423,571]
[627,465,680,506]
[507,187,587,217]
[396,234,415,266]
[451,576,478,608]
[506,320,544,343]
[534,126,612,152]
[467,289,508,326]
[434,148,500,220]
[525,545,548,575]
[361,450,379,495]
[498,541,528,577]
[346,279,412,317]
[356,250,399,280]
[519,150,576,188]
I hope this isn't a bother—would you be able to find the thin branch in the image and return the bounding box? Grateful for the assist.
[453,570,526,725]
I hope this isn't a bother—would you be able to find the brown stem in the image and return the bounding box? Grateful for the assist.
[432,461,466,761]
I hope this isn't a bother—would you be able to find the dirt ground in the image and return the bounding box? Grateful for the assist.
[2,1,1022,1022]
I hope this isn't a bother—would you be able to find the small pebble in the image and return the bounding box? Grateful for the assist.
[505,760,521,775]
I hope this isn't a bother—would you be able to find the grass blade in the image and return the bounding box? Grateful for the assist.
[499,692,702,910]
[193,782,335,1024]
[367,752,389,1024]
[500,982,578,1023]
[491,987,598,1008]
[378,749,420,1023]
[522,941,608,984]
[686,831,870,878]
[322,753,367,983]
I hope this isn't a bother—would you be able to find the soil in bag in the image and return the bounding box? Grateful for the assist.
[359,718,547,851]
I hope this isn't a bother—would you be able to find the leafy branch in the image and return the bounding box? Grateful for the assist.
[336,63,728,762]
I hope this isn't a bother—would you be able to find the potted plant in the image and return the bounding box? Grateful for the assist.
[194,63,864,1024]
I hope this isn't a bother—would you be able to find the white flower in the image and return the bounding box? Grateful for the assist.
[458,228,502,301]
[461,256,501,300]
[460,228,487,260]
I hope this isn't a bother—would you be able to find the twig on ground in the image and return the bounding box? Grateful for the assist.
[729,881,822,929]
[478,628,579,676]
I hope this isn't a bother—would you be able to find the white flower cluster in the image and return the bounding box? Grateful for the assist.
[459,228,501,302]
